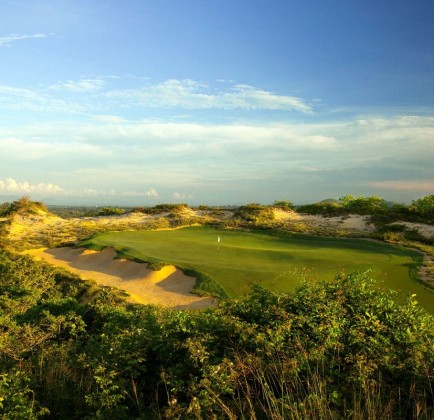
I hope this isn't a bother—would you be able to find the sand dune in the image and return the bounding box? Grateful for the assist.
[26,247,215,309]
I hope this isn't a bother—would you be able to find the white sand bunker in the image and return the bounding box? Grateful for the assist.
[28,247,215,309]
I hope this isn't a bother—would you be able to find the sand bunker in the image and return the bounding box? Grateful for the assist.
[26,247,215,309]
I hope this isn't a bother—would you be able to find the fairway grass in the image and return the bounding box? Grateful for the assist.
[80,226,433,312]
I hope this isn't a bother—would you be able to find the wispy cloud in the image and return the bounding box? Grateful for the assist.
[104,79,313,112]
[0,78,313,115]
[0,33,52,47]
[0,85,89,114]
[49,78,106,92]
[82,187,159,198]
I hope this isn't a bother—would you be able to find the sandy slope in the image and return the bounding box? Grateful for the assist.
[26,247,215,309]
[273,209,375,232]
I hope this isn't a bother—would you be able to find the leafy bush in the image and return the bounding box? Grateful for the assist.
[96,207,126,216]
[146,203,190,214]
[411,195,434,219]
[1,246,433,419]
[297,201,344,215]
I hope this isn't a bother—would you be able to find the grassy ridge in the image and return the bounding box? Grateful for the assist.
[79,226,431,311]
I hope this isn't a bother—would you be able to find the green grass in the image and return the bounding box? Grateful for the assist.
[79,226,433,312]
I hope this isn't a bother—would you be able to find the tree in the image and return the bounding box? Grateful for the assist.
[339,195,388,214]
[410,195,434,218]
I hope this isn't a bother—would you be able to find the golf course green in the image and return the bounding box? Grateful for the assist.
[80,226,433,311]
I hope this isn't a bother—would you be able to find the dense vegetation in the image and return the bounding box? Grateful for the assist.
[0,195,433,418]
[297,195,434,224]
[0,249,433,419]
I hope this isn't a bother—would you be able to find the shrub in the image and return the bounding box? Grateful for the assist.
[234,204,275,223]
[96,207,126,216]
[1,245,433,419]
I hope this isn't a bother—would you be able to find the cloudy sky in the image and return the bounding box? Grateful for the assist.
[1,0,433,205]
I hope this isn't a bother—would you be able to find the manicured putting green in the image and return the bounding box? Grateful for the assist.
[81,226,433,311]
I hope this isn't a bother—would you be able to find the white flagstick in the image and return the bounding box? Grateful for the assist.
[217,236,221,250]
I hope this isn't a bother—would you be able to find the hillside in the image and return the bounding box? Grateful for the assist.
[1,197,433,418]
[1,198,434,296]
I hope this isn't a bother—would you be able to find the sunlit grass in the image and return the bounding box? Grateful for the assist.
[79,226,433,312]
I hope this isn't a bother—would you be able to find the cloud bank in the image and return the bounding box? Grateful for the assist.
[1,114,433,204]
[0,178,62,194]
[0,76,432,204]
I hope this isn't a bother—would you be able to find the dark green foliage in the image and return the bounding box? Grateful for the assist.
[339,195,388,214]
[298,195,389,216]
[135,203,190,215]
[96,207,126,216]
[1,247,433,419]
[0,202,12,217]
[297,200,345,215]
[297,194,434,226]
[49,206,106,218]
[411,195,434,220]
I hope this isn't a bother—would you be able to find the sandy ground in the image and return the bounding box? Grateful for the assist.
[26,247,215,309]
[398,222,434,239]
[273,210,375,232]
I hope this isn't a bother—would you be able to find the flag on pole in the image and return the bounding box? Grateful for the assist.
[217,236,221,243]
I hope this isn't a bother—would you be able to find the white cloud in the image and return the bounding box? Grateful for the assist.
[1,113,433,204]
[0,178,63,194]
[0,136,107,161]
[222,84,311,112]
[82,187,158,198]
[49,78,106,92]
[173,192,193,200]
[91,115,128,123]
[145,188,158,197]
[0,78,313,115]
[0,33,52,47]
[84,188,98,195]
[104,79,312,112]
[0,85,88,113]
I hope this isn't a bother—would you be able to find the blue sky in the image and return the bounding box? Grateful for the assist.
[1,0,433,205]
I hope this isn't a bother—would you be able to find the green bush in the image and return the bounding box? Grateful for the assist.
[96,207,126,216]
[1,246,433,419]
